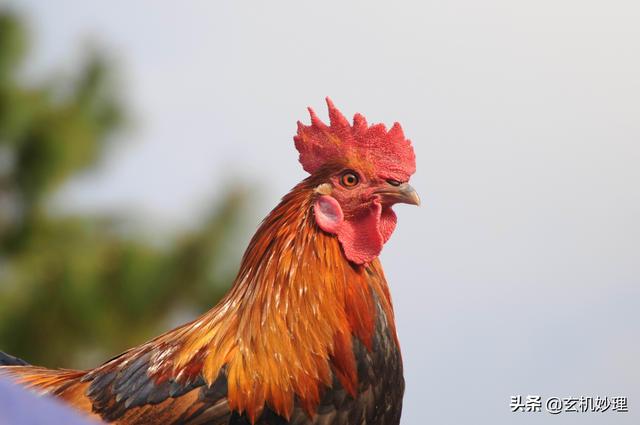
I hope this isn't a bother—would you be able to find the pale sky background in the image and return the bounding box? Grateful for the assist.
[5,1,640,424]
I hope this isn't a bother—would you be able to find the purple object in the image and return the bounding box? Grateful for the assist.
[0,376,102,424]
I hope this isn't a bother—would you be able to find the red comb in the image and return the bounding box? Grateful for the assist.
[294,98,416,181]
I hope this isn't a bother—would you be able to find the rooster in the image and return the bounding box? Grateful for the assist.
[0,98,419,425]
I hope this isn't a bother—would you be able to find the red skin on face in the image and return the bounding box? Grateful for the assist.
[297,98,414,264]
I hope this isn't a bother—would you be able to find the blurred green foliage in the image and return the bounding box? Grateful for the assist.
[0,12,246,369]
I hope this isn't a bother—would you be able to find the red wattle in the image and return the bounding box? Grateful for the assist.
[314,197,396,265]
[378,206,397,243]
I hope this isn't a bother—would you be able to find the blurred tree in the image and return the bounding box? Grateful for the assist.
[0,11,247,369]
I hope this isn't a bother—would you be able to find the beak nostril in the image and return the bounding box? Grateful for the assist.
[386,179,402,187]
[375,183,420,206]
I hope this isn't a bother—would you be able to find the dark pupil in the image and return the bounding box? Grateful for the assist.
[343,173,358,186]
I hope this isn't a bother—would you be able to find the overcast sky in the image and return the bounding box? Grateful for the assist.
[6,1,640,424]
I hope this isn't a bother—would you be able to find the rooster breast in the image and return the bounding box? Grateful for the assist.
[285,291,405,425]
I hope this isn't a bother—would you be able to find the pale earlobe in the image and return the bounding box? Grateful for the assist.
[313,195,343,234]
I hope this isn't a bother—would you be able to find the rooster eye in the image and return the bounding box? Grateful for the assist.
[340,171,360,188]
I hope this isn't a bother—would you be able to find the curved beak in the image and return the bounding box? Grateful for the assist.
[376,183,421,206]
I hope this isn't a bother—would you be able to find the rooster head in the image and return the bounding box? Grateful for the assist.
[294,98,419,265]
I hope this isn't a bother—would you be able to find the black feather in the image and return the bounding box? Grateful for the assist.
[0,351,29,366]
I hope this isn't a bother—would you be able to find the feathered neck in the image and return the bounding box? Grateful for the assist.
[165,176,398,422]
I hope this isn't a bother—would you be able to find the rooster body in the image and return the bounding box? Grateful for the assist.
[0,99,418,425]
